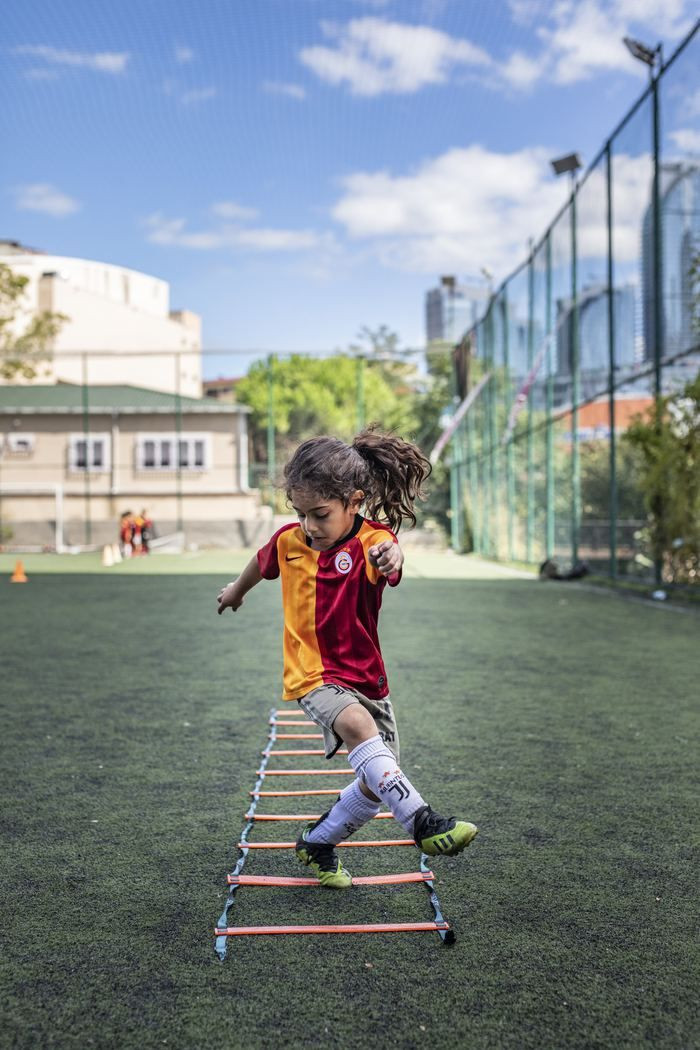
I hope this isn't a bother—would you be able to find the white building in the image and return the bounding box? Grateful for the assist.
[0,240,202,398]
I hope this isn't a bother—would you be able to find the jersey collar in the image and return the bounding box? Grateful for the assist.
[305,513,364,552]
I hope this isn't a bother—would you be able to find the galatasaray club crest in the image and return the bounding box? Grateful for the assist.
[334,550,353,574]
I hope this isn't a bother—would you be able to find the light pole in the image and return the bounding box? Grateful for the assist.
[551,152,583,565]
[624,34,664,587]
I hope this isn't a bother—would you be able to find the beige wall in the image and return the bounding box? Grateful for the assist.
[0,410,258,531]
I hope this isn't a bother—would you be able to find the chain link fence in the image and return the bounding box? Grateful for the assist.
[448,23,699,586]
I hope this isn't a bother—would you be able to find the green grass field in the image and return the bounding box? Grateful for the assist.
[1,553,698,1049]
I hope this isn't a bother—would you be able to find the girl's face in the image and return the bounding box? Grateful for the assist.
[290,488,363,550]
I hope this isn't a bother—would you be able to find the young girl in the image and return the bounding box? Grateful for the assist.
[217,429,478,888]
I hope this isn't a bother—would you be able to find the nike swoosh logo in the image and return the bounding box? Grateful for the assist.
[285,554,303,561]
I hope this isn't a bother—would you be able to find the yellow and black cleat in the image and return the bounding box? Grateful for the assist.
[413,805,478,857]
[295,824,353,888]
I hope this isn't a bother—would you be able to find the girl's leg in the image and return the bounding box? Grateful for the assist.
[333,703,478,857]
[303,777,380,846]
[332,704,426,834]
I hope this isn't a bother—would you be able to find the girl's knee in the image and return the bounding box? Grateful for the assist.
[333,703,376,747]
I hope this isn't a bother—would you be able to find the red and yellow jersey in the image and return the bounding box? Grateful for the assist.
[256,515,401,701]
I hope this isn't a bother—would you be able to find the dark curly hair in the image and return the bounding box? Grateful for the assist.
[283,426,431,532]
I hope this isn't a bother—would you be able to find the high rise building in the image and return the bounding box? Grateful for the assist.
[425,275,489,345]
[641,162,700,374]
[556,284,636,370]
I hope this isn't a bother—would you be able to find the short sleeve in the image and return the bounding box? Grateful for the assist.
[360,525,402,587]
[257,532,281,579]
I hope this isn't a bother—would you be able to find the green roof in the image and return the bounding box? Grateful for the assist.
[0,383,248,415]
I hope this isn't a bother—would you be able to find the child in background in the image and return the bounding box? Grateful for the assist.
[217,429,478,887]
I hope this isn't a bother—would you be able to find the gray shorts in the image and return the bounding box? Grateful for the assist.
[297,683,400,763]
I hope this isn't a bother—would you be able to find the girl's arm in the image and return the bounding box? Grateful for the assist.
[368,538,404,582]
[217,556,263,614]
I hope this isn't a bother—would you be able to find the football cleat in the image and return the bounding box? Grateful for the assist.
[295,818,353,889]
[413,804,478,857]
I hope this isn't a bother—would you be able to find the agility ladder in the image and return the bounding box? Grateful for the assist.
[214,708,456,958]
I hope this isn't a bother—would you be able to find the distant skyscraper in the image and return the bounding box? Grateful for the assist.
[641,162,700,366]
[556,284,636,373]
[425,275,489,344]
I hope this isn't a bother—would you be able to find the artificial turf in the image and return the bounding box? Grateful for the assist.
[1,556,698,1049]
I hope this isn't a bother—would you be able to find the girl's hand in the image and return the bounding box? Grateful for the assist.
[217,581,244,614]
[368,539,403,577]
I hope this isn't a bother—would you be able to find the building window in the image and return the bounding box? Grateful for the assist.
[6,433,35,455]
[136,433,210,471]
[69,433,111,472]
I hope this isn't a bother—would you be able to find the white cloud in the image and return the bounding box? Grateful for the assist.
[145,212,334,253]
[175,46,195,64]
[23,68,60,81]
[14,183,80,217]
[331,145,653,275]
[211,201,259,221]
[299,17,490,96]
[539,1,645,85]
[504,0,696,88]
[181,86,217,105]
[14,45,129,74]
[668,128,700,153]
[499,51,542,89]
[263,80,307,100]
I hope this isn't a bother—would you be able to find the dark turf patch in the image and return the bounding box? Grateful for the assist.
[1,573,698,1049]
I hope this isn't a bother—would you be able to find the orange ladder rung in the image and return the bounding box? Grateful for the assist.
[262,749,348,757]
[272,734,324,740]
[228,871,434,887]
[250,789,342,797]
[256,769,354,776]
[238,839,415,849]
[215,921,449,936]
[247,812,393,821]
[270,720,315,727]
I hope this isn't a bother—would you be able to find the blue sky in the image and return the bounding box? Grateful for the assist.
[2,0,698,375]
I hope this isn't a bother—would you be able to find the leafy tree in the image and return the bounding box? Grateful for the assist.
[624,372,700,583]
[236,351,419,477]
[579,440,646,521]
[411,342,455,534]
[0,263,68,380]
[690,248,700,337]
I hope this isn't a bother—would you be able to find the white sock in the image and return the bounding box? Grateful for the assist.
[305,779,380,846]
[348,735,425,835]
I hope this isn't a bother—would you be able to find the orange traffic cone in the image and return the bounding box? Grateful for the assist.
[11,560,28,583]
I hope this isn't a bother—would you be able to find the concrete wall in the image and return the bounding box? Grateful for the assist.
[0,253,202,397]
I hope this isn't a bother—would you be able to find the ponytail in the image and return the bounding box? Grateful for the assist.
[352,426,431,532]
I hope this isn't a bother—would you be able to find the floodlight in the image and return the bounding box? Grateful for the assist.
[550,153,583,177]
[623,36,659,67]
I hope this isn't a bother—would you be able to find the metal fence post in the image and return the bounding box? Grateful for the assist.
[545,234,555,560]
[467,393,478,554]
[570,185,581,565]
[81,352,91,546]
[501,294,515,561]
[605,143,618,578]
[174,353,183,535]
[267,353,276,512]
[356,354,365,432]
[489,307,501,558]
[651,69,665,587]
[526,247,535,562]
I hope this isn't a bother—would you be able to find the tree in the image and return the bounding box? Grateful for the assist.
[0,263,68,380]
[236,351,420,471]
[624,372,700,583]
[690,248,700,338]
